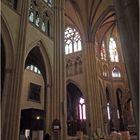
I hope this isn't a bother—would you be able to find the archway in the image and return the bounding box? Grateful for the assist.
[1,15,15,100]
[66,82,87,136]
[20,45,51,140]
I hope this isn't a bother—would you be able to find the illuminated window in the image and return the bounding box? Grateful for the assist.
[28,0,51,37]
[35,13,40,27]
[107,103,111,120]
[100,41,106,61]
[103,72,107,77]
[117,109,120,119]
[109,38,119,62]
[29,12,34,22]
[65,27,82,54]
[30,65,34,71]
[79,98,86,120]
[34,66,38,73]
[26,65,41,74]
[112,67,121,77]
[106,88,111,120]
[26,66,30,70]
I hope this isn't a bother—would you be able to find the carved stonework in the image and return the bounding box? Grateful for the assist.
[65,54,83,77]
[29,0,53,37]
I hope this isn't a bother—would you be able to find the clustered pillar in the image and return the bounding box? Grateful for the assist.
[50,0,67,140]
[84,42,104,136]
[2,1,29,140]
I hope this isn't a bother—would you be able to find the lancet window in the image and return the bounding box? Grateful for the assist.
[100,41,106,61]
[109,38,119,62]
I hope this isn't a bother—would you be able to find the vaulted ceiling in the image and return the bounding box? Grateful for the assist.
[65,0,115,42]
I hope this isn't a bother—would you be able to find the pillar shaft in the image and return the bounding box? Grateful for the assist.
[84,42,104,134]
[114,0,139,133]
[2,1,29,140]
[51,0,67,139]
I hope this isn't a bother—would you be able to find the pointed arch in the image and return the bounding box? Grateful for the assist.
[1,14,16,135]
[1,15,15,99]
[66,80,87,135]
[66,79,85,97]
[24,40,52,85]
[1,14,15,70]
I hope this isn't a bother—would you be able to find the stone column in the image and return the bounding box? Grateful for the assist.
[83,42,104,135]
[51,0,67,139]
[2,1,29,140]
[113,0,139,132]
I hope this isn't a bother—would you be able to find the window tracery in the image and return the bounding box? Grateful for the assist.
[65,27,82,55]
[66,56,83,77]
[29,0,52,37]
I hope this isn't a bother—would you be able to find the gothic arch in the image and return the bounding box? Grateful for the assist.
[22,40,52,134]
[1,15,15,99]
[66,79,85,98]
[66,80,87,135]
[1,14,15,70]
[24,40,52,85]
[1,14,16,136]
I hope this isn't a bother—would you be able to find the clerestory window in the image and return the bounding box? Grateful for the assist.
[109,38,119,62]
[65,27,82,55]
[100,41,106,61]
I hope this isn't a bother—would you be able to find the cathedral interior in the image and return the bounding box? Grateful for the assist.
[1,0,139,140]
